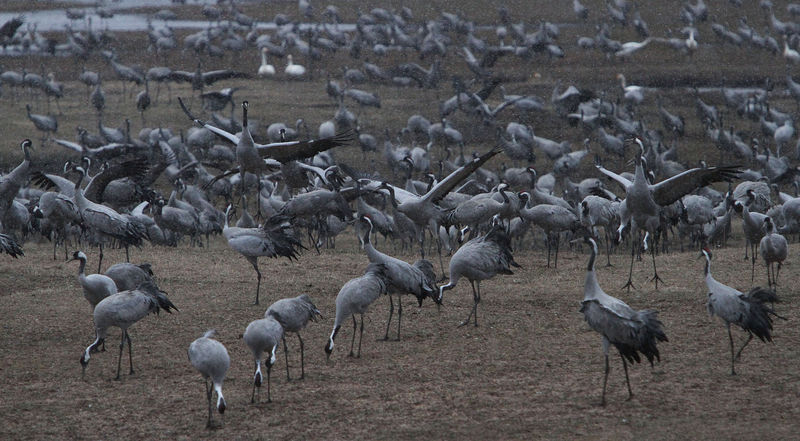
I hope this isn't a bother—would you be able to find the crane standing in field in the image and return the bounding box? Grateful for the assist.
[597,137,740,290]
[222,205,304,305]
[265,294,322,380]
[759,217,788,290]
[358,215,437,340]
[701,247,784,375]
[580,236,667,405]
[325,262,389,359]
[80,281,177,380]
[188,330,230,428]
[243,316,284,403]
[438,216,520,327]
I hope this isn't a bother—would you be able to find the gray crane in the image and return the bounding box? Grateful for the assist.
[580,195,620,266]
[104,262,155,292]
[438,217,520,327]
[178,99,353,203]
[519,196,580,268]
[188,330,229,428]
[80,281,177,379]
[579,237,667,405]
[370,147,501,257]
[0,233,23,257]
[0,140,32,223]
[243,316,284,403]
[325,263,389,359]
[700,248,783,375]
[597,137,740,289]
[69,250,117,309]
[25,105,57,145]
[359,215,437,340]
[135,79,150,125]
[90,81,105,115]
[265,294,322,380]
[222,206,304,305]
[734,197,769,282]
[70,166,147,272]
[759,217,788,289]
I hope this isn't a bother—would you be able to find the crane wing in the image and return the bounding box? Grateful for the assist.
[54,138,85,154]
[254,130,354,162]
[84,158,149,204]
[595,164,632,189]
[201,69,250,85]
[651,165,741,207]
[422,147,501,204]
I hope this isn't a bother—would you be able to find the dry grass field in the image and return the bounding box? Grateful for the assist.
[1,0,799,440]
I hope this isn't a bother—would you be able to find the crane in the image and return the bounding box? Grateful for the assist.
[222,205,304,305]
[325,262,389,359]
[69,250,117,309]
[188,330,229,428]
[759,217,788,290]
[358,215,437,340]
[438,216,520,327]
[597,137,740,289]
[579,237,667,405]
[265,294,322,380]
[80,281,177,379]
[243,316,284,403]
[700,247,784,375]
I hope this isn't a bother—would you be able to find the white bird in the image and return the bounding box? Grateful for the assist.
[80,281,177,379]
[580,237,667,405]
[69,250,117,309]
[285,54,306,78]
[258,47,276,77]
[243,316,284,403]
[188,330,230,428]
[700,248,783,375]
[325,262,389,359]
[438,217,520,327]
[616,73,644,105]
[759,217,788,289]
[265,294,322,380]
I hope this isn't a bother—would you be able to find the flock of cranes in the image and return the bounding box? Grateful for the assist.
[1,0,798,431]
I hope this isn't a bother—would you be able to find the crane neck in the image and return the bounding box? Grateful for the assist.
[261,51,267,65]
[584,239,600,299]
[77,256,87,277]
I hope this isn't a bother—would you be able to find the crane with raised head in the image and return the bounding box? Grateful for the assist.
[579,236,667,405]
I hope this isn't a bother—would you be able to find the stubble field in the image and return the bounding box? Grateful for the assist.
[1,1,799,440]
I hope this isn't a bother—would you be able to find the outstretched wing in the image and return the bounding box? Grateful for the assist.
[255,130,354,162]
[595,164,632,189]
[422,147,501,204]
[651,165,740,206]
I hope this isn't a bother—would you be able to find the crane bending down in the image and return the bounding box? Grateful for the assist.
[358,214,437,340]
[243,316,284,403]
[438,216,520,327]
[188,330,230,429]
[597,137,740,290]
[80,281,177,380]
[325,262,389,359]
[701,247,784,375]
[265,294,322,380]
[580,237,667,405]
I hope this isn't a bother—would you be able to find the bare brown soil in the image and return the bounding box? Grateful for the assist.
[1,0,799,439]
[1,236,798,440]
